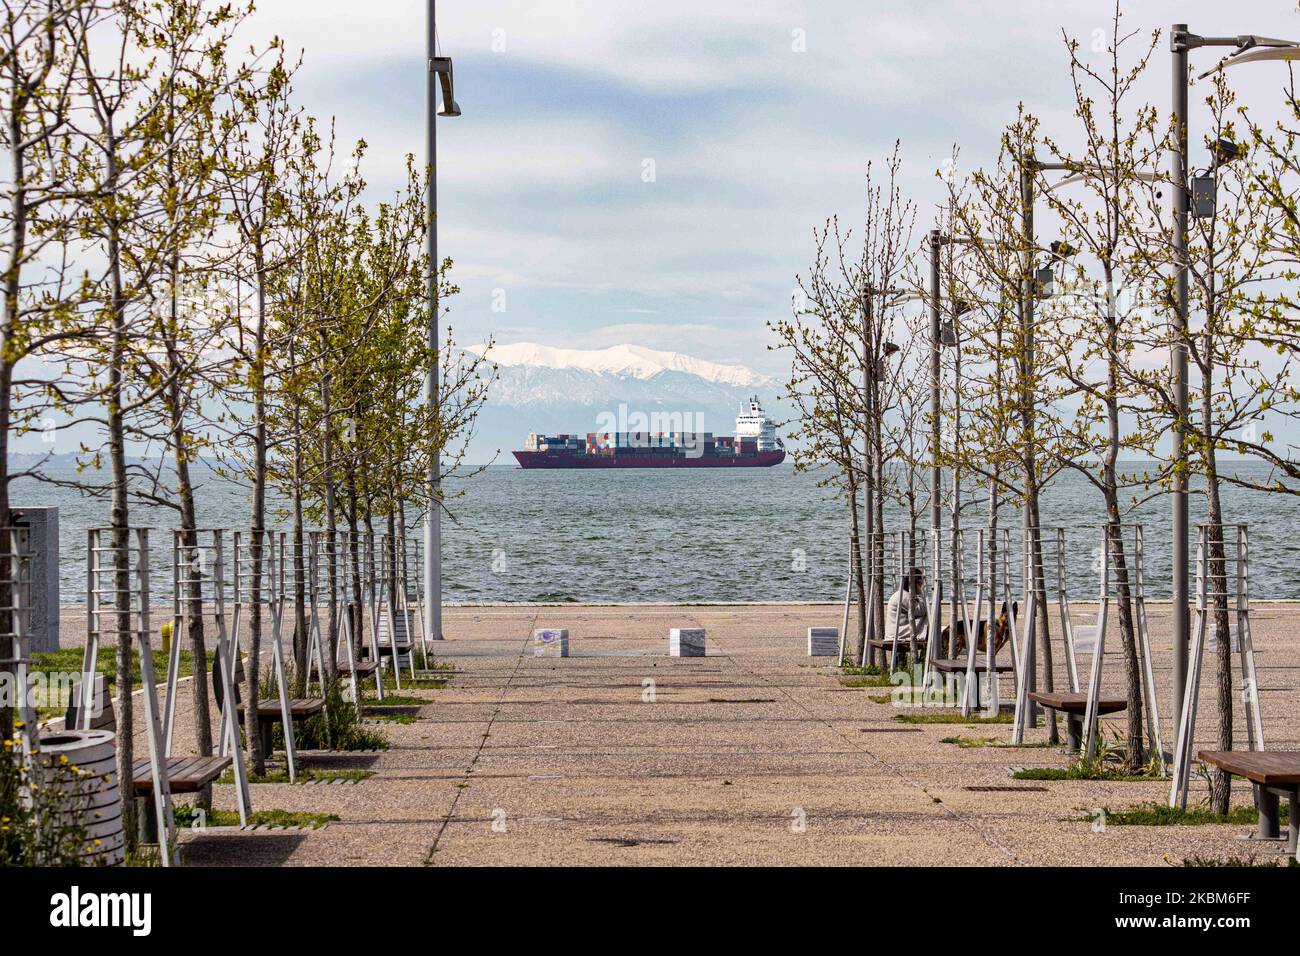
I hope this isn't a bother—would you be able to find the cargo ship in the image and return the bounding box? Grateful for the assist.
[513,397,786,469]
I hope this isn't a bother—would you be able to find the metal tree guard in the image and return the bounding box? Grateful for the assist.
[84,527,177,864]
[192,530,252,822]
[1170,524,1263,809]
[233,530,300,783]
[0,528,40,799]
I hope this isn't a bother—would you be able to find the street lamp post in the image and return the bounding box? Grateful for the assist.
[1168,25,1300,730]
[928,230,944,540]
[425,1,461,643]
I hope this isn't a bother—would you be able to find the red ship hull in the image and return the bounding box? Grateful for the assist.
[513,449,786,469]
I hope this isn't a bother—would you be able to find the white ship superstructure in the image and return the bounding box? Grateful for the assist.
[734,397,782,452]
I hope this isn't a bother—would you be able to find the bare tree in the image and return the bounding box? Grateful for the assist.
[772,147,917,666]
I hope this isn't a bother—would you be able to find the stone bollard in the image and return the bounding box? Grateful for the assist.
[807,627,838,657]
[533,628,569,658]
[668,628,705,657]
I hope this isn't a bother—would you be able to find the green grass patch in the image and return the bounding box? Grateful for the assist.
[32,646,209,687]
[279,679,390,752]
[218,766,375,786]
[125,846,164,867]
[362,694,427,707]
[837,664,919,690]
[411,650,456,672]
[32,647,213,719]
[839,664,883,676]
[174,805,339,829]
[1094,801,1291,827]
[1012,765,1156,782]
[840,674,896,688]
[941,735,1054,749]
[894,709,1014,725]
[1180,854,1297,868]
[366,712,417,725]
[381,675,448,691]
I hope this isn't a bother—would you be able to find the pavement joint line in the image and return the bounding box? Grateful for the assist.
[422,609,538,865]
[691,613,1025,866]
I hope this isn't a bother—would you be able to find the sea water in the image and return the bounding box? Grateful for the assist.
[11,462,1300,604]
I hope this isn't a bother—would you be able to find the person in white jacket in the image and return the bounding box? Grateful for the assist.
[885,568,928,649]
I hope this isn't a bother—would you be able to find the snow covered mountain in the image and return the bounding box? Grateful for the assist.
[462,343,787,465]
[467,342,770,389]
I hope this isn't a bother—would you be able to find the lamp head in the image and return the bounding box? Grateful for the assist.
[1211,136,1242,165]
[432,56,462,117]
[1050,240,1079,260]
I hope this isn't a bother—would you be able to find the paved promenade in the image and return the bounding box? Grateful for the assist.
[65,603,1300,866]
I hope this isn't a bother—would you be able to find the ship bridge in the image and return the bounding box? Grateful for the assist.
[735,397,782,451]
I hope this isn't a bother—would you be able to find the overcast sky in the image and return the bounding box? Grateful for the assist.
[241,1,1300,377]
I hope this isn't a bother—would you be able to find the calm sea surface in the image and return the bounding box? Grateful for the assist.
[12,462,1300,604]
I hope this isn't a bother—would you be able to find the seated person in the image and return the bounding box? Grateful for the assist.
[884,568,928,646]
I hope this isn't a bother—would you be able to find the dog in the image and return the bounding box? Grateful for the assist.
[942,601,1018,656]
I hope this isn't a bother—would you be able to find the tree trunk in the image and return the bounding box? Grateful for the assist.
[106,166,136,849]
[1102,489,1145,772]
[1025,482,1058,743]
[346,474,363,657]
[847,474,867,667]
[290,492,308,697]
[319,357,338,681]
[1203,369,1233,813]
[244,249,268,777]
[172,446,212,809]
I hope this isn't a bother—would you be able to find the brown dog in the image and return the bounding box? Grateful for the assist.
[942,601,1018,656]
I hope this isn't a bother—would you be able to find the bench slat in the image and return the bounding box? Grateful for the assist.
[132,755,232,794]
[235,698,326,720]
[1198,750,1300,787]
[928,658,1014,674]
[1028,691,1127,715]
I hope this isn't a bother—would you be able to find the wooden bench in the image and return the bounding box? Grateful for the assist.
[928,658,1015,674]
[926,658,1015,709]
[132,755,232,795]
[235,698,326,754]
[132,755,233,842]
[1029,691,1127,751]
[336,657,378,677]
[1199,750,1300,860]
[867,638,925,668]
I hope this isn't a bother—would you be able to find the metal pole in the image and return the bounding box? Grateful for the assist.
[424,0,444,641]
[1170,23,1190,729]
[1020,155,1039,728]
[929,229,942,536]
[862,291,873,662]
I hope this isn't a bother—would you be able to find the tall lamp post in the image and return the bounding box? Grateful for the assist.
[926,230,967,536]
[426,1,461,642]
[1168,25,1300,729]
